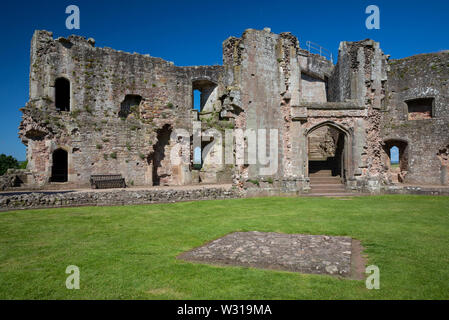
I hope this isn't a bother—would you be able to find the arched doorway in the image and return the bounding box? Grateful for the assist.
[382,140,409,183]
[306,122,350,182]
[50,149,68,182]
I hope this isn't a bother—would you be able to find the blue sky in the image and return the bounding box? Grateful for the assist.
[1,0,448,160]
[390,146,399,163]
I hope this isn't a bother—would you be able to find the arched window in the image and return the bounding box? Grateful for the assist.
[55,78,70,111]
[50,148,68,182]
[383,140,409,183]
[192,80,217,113]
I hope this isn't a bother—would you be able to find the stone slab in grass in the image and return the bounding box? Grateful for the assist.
[178,231,365,279]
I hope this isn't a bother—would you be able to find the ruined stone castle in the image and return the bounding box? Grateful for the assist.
[17,28,449,194]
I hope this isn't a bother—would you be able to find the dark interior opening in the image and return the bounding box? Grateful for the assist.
[55,78,70,111]
[50,148,68,182]
[119,94,142,119]
[406,98,433,120]
[151,124,172,186]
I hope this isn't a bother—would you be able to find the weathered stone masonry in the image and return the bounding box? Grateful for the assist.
[12,28,449,195]
[382,52,449,185]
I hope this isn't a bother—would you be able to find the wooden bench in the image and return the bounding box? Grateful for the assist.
[90,174,126,189]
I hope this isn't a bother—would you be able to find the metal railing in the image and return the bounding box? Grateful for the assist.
[305,41,333,63]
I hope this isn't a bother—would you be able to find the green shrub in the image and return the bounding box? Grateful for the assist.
[19,160,28,170]
[247,179,260,186]
[0,154,20,175]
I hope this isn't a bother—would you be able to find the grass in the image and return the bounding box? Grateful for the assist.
[0,195,448,299]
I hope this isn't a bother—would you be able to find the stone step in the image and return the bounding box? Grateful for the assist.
[309,175,340,179]
[311,188,346,193]
[309,174,340,178]
[310,169,332,172]
[304,192,356,197]
[309,157,328,161]
[309,177,342,183]
[311,184,346,190]
[311,186,345,190]
[310,178,342,182]
[310,174,335,178]
[310,182,343,186]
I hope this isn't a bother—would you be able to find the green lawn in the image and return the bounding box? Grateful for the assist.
[0,195,448,299]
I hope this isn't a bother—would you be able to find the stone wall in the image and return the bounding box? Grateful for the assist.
[301,73,327,103]
[220,29,389,192]
[0,185,238,211]
[20,30,224,188]
[382,52,449,185]
[15,28,449,195]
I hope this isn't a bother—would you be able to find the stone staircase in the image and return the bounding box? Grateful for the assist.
[308,169,352,197]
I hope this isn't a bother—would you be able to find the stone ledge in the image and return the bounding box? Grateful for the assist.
[0,185,239,211]
[297,100,364,110]
[383,185,449,196]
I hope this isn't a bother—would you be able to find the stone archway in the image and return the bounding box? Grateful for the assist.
[305,121,352,182]
[382,139,409,184]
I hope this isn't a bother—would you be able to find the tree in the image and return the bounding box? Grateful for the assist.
[0,154,20,175]
[19,160,28,169]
